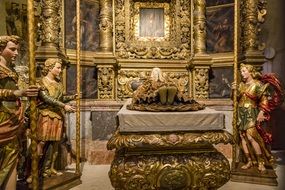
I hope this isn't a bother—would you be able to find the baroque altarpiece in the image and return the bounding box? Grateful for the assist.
[1,0,267,102]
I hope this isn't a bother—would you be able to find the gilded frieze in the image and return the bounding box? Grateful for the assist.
[117,70,189,100]
[107,130,233,150]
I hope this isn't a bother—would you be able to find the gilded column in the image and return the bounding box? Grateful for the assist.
[40,0,61,48]
[192,0,210,99]
[241,0,267,67]
[99,0,113,52]
[242,0,258,52]
[193,0,206,54]
[36,0,67,65]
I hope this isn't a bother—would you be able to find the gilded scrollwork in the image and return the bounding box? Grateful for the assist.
[194,68,209,99]
[107,130,233,150]
[40,0,61,46]
[117,70,189,100]
[114,0,191,59]
[109,151,230,189]
[98,67,114,99]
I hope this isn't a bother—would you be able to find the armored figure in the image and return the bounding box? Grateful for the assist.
[36,58,76,178]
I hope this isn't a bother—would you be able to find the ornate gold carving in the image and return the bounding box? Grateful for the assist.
[114,0,191,59]
[99,0,113,51]
[242,0,267,51]
[109,151,231,189]
[193,0,206,54]
[117,70,189,100]
[98,66,114,99]
[107,130,233,150]
[193,68,209,99]
[40,0,61,47]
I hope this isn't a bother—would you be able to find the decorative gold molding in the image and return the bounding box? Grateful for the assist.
[107,130,233,150]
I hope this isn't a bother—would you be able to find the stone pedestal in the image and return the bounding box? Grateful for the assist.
[107,101,233,189]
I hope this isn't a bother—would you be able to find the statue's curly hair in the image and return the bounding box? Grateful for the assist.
[240,63,262,79]
[42,58,62,76]
[0,35,20,49]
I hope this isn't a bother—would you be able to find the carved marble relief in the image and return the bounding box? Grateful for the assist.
[117,70,189,100]
[114,0,191,59]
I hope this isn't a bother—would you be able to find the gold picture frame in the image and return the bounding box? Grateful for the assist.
[133,2,170,42]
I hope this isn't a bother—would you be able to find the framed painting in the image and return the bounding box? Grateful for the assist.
[133,2,170,42]
[66,65,98,99]
[2,0,28,66]
[206,0,234,7]
[206,6,234,53]
[64,0,100,51]
[209,67,233,98]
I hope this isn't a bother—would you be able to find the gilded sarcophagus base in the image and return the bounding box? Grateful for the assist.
[108,100,233,189]
[109,149,230,190]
